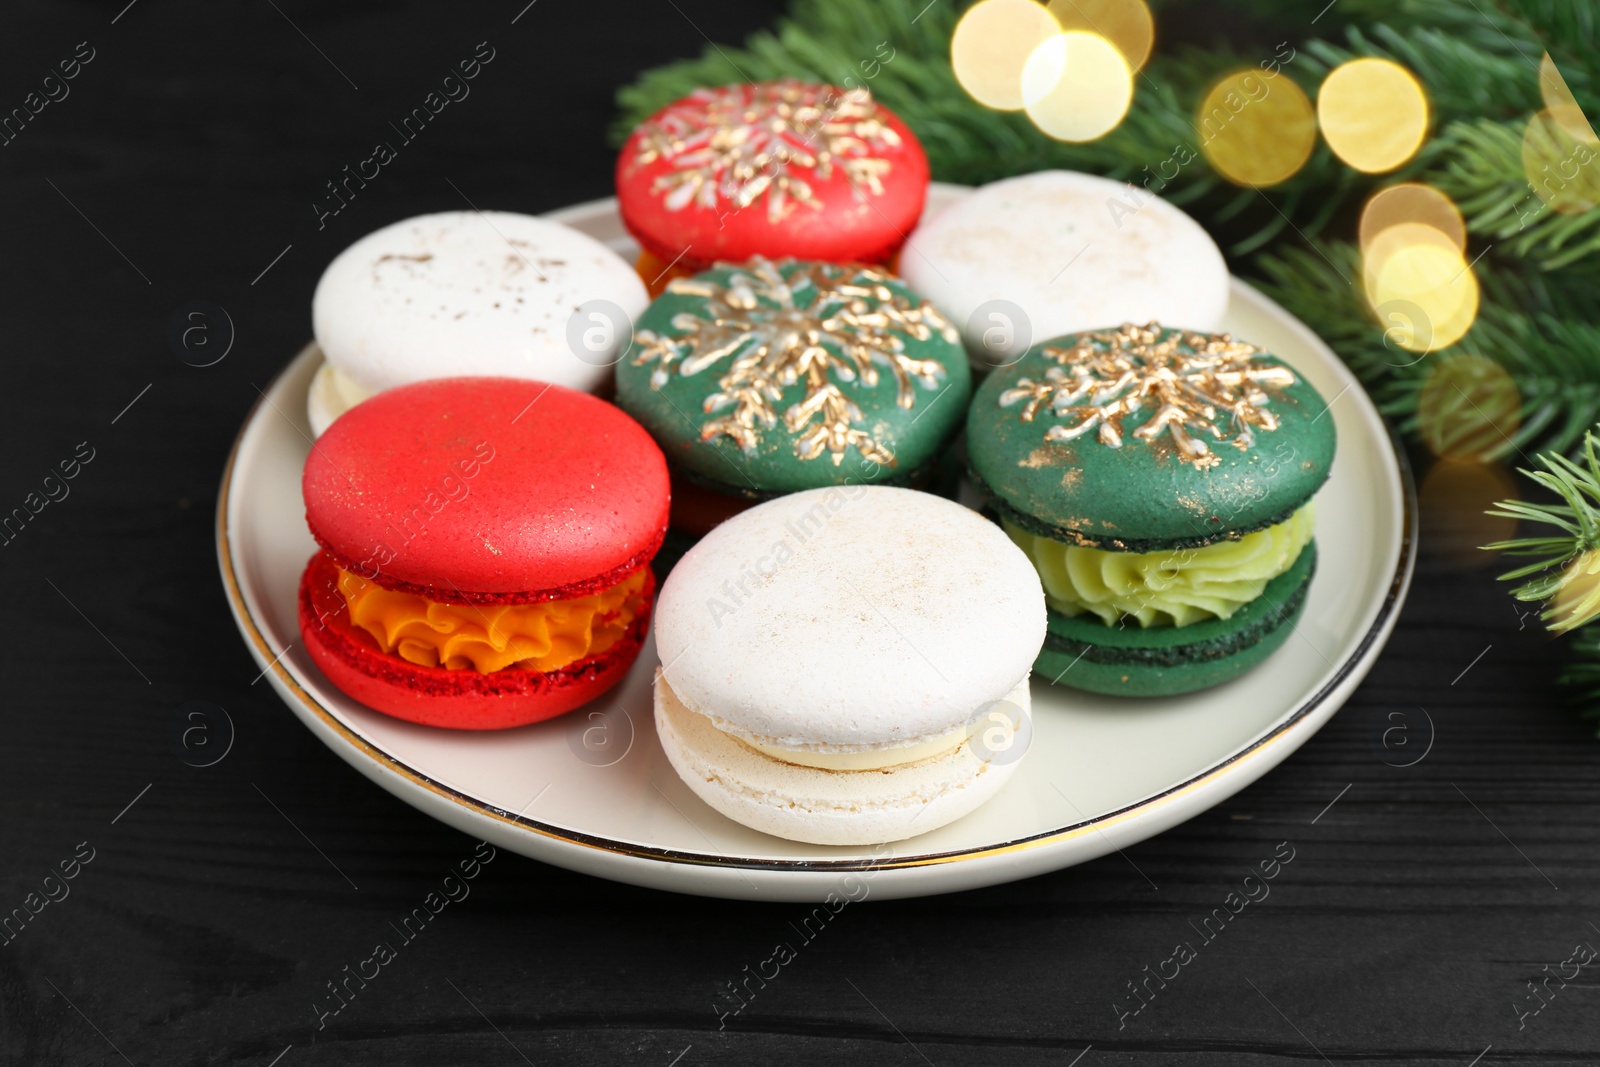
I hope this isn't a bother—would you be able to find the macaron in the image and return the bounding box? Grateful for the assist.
[653,486,1045,845]
[901,171,1230,369]
[616,80,928,281]
[614,256,971,537]
[307,210,648,435]
[298,377,670,729]
[966,322,1336,697]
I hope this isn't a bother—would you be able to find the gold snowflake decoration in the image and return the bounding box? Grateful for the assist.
[632,257,958,466]
[631,80,900,222]
[998,322,1297,470]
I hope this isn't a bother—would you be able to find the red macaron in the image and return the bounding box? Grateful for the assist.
[616,79,929,274]
[298,377,670,730]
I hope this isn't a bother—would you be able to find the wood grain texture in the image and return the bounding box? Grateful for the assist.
[0,2,1593,1065]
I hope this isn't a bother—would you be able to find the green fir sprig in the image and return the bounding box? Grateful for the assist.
[1487,428,1600,735]
[1488,431,1600,631]
[617,0,1600,725]
[615,0,1600,460]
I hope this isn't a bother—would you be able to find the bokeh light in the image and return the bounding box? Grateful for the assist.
[1363,222,1478,353]
[1539,52,1599,146]
[1359,183,1466,255]
[1046,0,1154,72]
[951,0,1062,111]
[1022,30,1134,142]
[1522,108,1600,216]
[1416,354,1521,460]
[1196,69,1317,186]
[1362,220,1460,294]
[1317,58,1429,173]
[1418,458,1519,569]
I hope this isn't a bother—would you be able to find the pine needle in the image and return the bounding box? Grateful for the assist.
[1487,431,1600,630]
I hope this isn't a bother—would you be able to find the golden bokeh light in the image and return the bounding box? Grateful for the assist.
[951,0,1063,111]
[1539,52,1599,146]
[1359,184,1466,256]
[1317,58,1429,173]
[1195,69,1317,186]
[1363,222,1479,353]
[1361,222,1462,309]
[1417,458,1519,569]
[1522,108,1600,216]
[1370,250,1479,353]
[1046,0,1154,72]
[1022,30,1134,142]
[1416,354,1521,460]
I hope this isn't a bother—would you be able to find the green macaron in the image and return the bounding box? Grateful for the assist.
[615,257,972,499]
[967,322,1337,697]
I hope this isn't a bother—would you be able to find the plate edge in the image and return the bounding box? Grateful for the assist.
[214,207,1419,876]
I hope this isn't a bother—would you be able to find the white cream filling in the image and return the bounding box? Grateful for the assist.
[661,674,1030,773]
[744,724,975,771]
[308,362,376,430]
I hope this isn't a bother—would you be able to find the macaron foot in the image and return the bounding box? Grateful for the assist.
[653,675,1025,846]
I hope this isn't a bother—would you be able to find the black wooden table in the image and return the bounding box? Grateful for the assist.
[1,3,1588,1064]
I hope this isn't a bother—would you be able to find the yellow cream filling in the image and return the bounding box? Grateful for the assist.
[1004,504,1315,628]
[337,567,647,674]
[742,724,973,771]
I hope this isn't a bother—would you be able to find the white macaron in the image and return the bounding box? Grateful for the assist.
[652,485,1046,846]
[902,170,1229,368]
[307,210,648,435]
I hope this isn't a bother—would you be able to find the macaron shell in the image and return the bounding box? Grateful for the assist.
[1038,589,1307,697]
[302,378,669,599]
[654,485,1044,747]
[968,330,1336,548]
[299,553,651,729]
[1038,543,1315,696]
[616,82,928,266]
[312,210,647,395]
[654,675,1024,845]
[616,260,971,494]
[1037,616,1299,697]
[901,171,1228,365]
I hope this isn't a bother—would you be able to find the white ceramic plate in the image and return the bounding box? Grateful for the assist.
[218,185,1415,902]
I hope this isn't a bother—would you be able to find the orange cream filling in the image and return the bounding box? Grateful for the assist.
[336,567,647,674]
[635,249,696,298]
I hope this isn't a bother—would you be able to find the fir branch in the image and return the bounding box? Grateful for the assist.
[615,0,1600,456]
[613,0,1600,264]
[1321,0,1600,116]
[1500,0,1600,47]
[613,2,1244,192]
[614,0,957,148]
[1284,15,1600,271]
[1459,277,1600,455]
[618,0,1600,731]
[615,1,1385,253]
[1296,25,1542,120]
[1430,118,1600,270]
[1254,238,1600,456]
[1498,0,1600,107]
[1486,430,1600,631]
[1292,0,1550,74]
